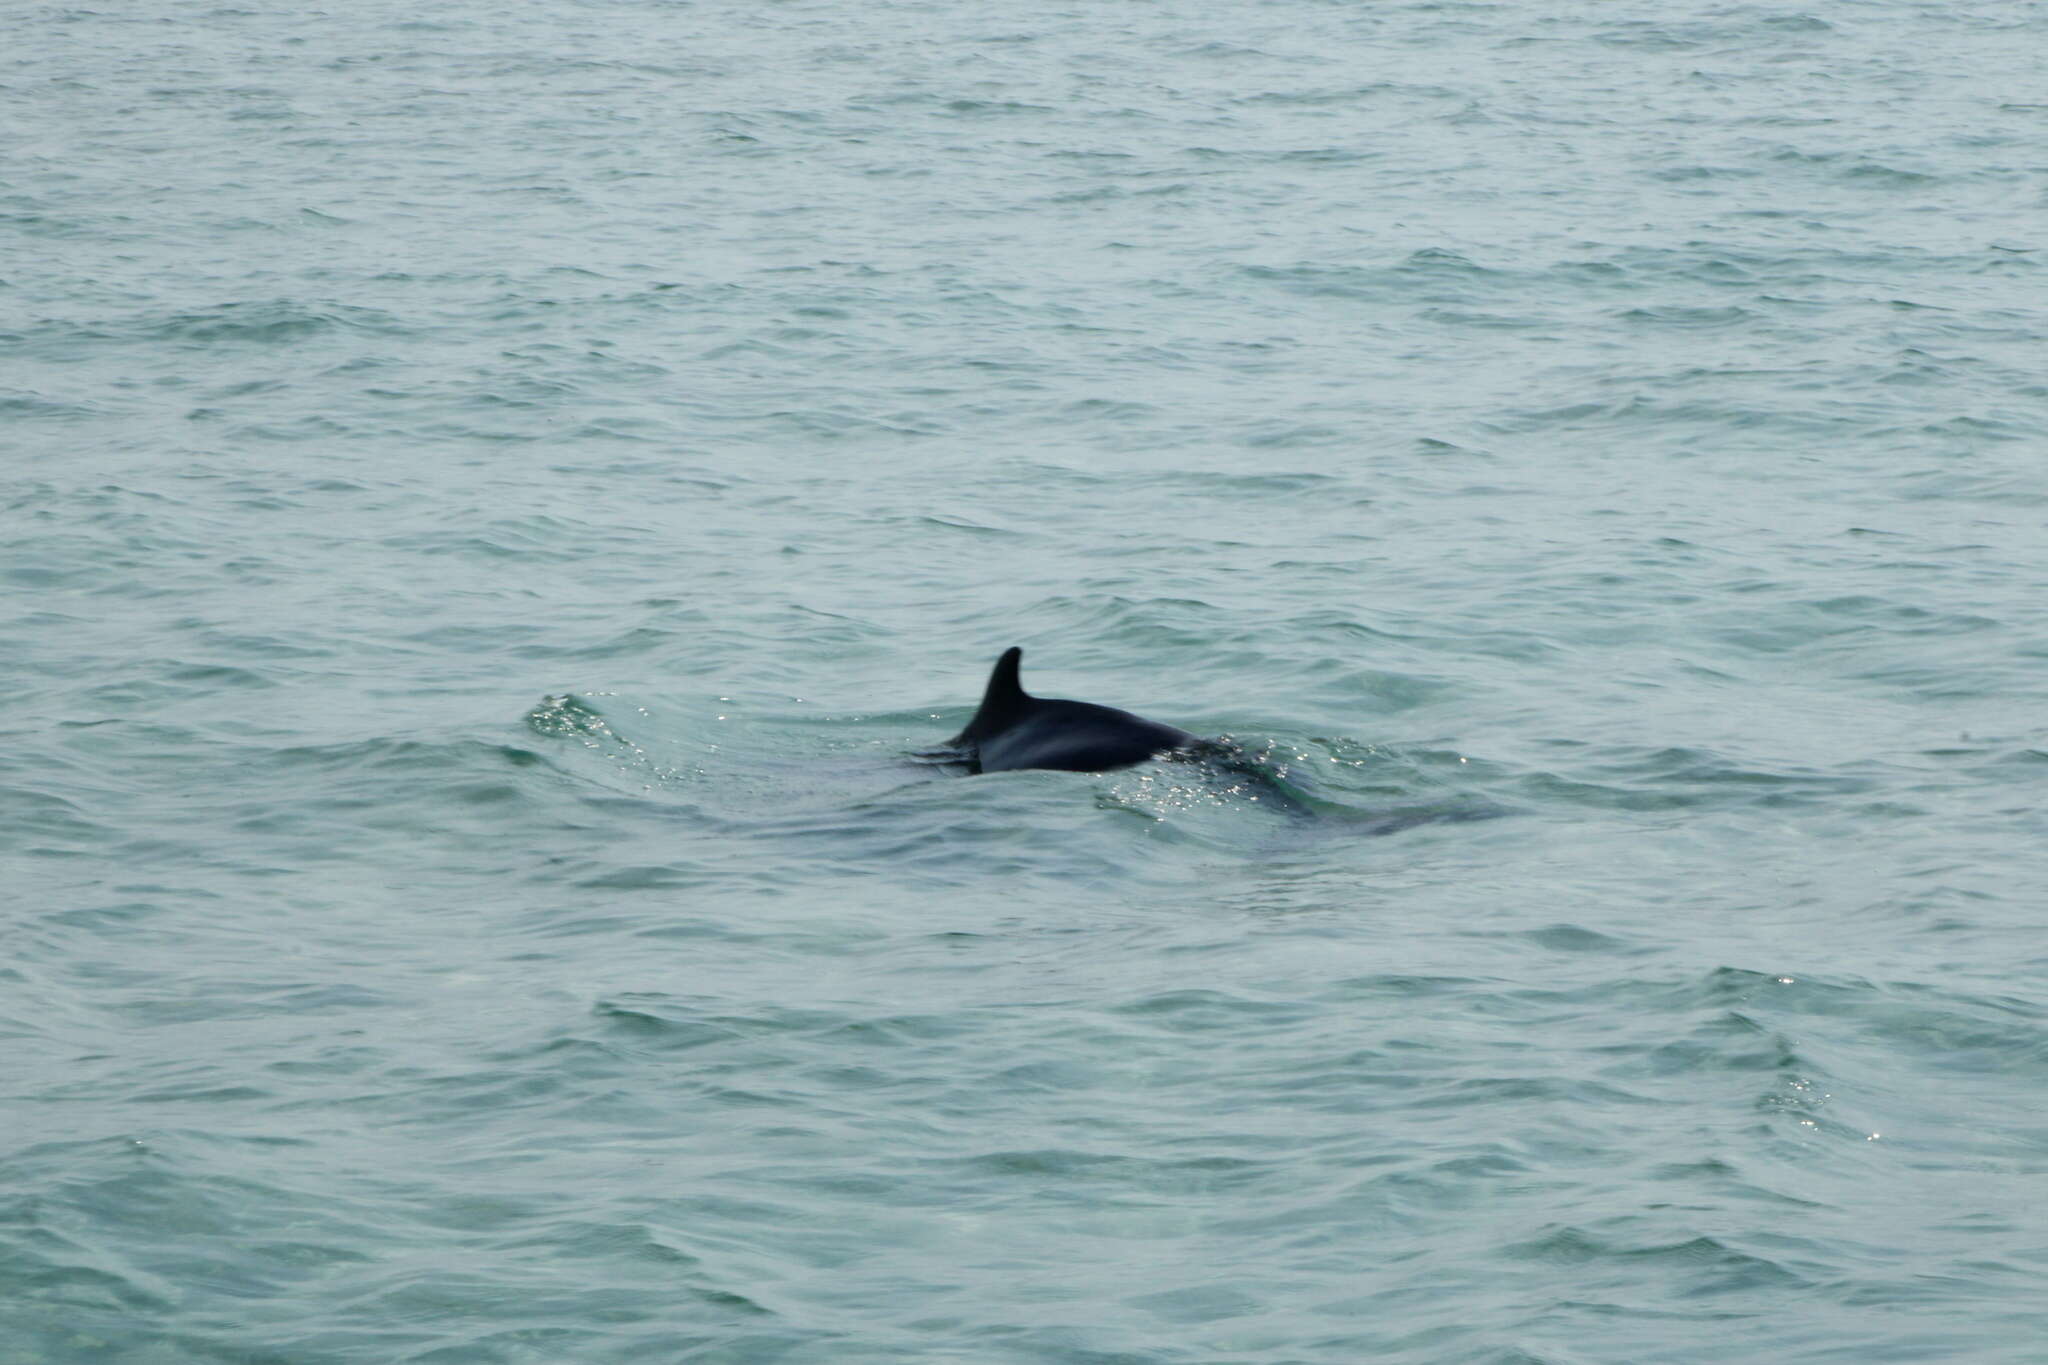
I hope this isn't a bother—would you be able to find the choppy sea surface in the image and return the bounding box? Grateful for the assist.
[7,1,2048,1360]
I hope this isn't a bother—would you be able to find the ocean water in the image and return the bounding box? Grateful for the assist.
[6,0,2048,1360]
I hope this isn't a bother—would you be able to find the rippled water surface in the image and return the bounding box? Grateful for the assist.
[8,1,2048,1360]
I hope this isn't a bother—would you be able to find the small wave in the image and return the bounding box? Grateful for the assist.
[1506,1226,1811,1292]
[149,300,406,345]
[1518,743,1874,813]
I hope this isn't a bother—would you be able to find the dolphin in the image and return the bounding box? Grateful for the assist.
[935,647,1195,775]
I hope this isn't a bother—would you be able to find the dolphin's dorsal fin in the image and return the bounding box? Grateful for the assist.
[952,646,1029,746]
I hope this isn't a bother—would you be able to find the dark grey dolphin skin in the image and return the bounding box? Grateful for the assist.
[938,647,1195,775]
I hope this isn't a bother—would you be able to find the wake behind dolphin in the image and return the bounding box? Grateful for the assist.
[524,650,1494,832]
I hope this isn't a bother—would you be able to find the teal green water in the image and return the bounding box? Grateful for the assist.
[7,2,2048,1361]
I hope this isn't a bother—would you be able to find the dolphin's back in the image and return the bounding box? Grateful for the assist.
[946,648,1193,774]
[976,698,1192,774]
